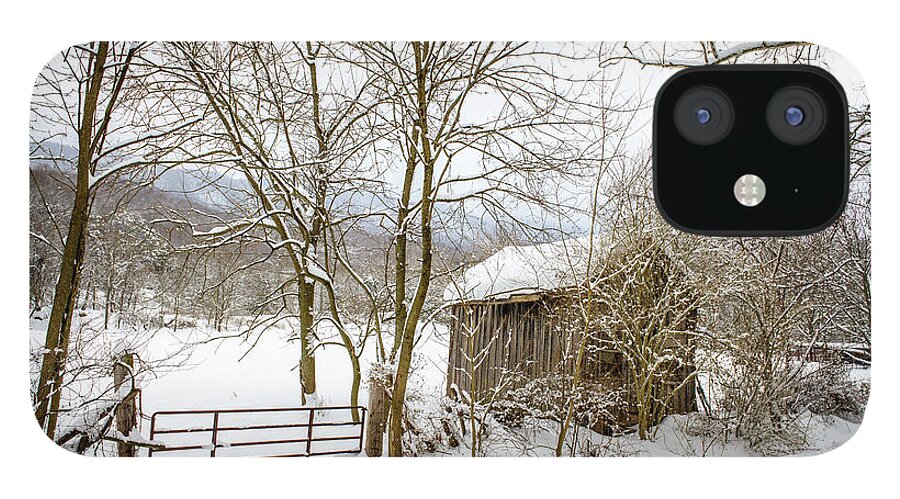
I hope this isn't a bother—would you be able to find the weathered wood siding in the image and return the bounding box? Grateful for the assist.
[447,300,547,398]
[446,293,697,419]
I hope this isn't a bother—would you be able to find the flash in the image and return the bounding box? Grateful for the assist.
[734,174,766,207]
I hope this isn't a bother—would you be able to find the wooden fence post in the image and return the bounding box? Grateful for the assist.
[113,352,137,457]
[365,379,387,457]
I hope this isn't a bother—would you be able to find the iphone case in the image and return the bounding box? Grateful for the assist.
[29,41,870,457]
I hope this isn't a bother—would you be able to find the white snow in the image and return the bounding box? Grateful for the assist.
[443,237,604,302]
[30,309,867,457]
[408,405,861,457]
[136,321,446,414]
[111,429,165,448]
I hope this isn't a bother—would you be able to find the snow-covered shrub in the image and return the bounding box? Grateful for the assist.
[494,372,629,435]
[31,311,191,455]
[377,351,462,456]
[795,364,869,424]
[578,436,640,457]
[398,390,457,456]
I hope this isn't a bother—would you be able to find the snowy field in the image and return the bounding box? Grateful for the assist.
[30,311,450,456]
[29,312,866,457]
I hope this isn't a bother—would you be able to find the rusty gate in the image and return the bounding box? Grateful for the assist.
[148,405,366,457]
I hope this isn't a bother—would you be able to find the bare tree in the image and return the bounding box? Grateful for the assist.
[156,42,389,412]
[32,42,160,437]
[344,41,607,455]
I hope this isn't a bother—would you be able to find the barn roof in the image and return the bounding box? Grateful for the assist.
[443,237,606,303]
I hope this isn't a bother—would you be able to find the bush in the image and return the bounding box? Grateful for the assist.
[797,364,869,423]
[494,372,629,435]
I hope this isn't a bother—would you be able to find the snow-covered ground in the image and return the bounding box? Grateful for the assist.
[30,311,450,456]
[139,319,449,412]
[138,318,450,457]
[29,311,866,457]
[412,409,862,457]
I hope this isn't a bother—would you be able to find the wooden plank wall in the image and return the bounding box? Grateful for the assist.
[447,296,581,399]
[447,295,697,416]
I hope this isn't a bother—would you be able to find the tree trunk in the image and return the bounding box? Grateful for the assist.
[388,42,436,457]
[299,280,317,405]
[103,281,111,330]
[365,377,387,457]
[113,353,137,457]
[34,42,109,438]
[182,46,322,406]
[391,121,419,362]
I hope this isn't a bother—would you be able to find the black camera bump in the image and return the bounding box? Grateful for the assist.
[653,65,849,236]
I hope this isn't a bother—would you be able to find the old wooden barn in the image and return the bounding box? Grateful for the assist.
[443,238,697,433]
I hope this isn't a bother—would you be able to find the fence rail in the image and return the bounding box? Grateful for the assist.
[148,405,366,457]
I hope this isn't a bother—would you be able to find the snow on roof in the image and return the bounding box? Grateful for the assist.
[444,237,605,302]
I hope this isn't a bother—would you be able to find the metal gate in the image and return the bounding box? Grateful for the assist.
[148,405,366,457]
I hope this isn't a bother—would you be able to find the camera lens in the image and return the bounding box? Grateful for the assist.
[696,108,711,125]
[767,86,826,145]
[673,86,734,145]
[785,106,805,127]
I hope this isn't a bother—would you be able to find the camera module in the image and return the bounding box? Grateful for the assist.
[654,65,849,235]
